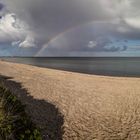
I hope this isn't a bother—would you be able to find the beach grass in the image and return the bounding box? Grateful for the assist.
[0,85,42,140]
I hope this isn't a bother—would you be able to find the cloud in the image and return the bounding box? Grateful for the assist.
[19,35,36,48]
[0,13,36,49]
[0,14,15,41]
[36,22,129,56]
[3,0,116,45]
[88,41,97,48]
[0,3,4,11]
[11,40,20,46]
[1,0,140,56]
[0,13,25,42]
[125,18,140,29]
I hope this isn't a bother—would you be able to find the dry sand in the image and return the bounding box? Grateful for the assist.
[0,60,140,139]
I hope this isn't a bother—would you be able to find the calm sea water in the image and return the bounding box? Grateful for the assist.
[1,57,140,77]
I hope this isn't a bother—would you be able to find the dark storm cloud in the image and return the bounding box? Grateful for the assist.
[38,22,128,55]
[4,0,114,44]
[0,3,4,11]
[121,45,128,51]
[1,0,140,56]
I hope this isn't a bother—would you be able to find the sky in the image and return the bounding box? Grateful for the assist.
[1,0,140,56]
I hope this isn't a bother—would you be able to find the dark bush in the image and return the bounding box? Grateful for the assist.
[0,85,42,140]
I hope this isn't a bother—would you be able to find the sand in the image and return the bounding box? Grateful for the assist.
[0,60,140,139]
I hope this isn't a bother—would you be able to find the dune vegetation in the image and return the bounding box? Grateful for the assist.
[0,85,42,140]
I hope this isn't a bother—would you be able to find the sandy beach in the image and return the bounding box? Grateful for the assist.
[0,60,140,139]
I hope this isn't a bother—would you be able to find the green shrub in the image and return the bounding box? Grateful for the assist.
[0,85,42,140]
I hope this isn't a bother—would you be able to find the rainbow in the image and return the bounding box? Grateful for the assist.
[35,21,99,56]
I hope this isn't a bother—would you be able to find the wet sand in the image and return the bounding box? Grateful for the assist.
[0,60,140,139]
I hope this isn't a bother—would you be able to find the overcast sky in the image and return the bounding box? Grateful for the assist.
[0,0,140,56]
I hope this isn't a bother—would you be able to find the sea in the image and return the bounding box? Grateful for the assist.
[1,57,140,77]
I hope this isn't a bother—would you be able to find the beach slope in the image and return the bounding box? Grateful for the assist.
[0,61,140,139]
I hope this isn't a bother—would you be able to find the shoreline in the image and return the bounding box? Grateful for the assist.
[0,60,140,139]
[2,58,140,78]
